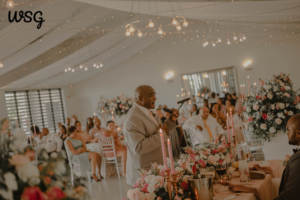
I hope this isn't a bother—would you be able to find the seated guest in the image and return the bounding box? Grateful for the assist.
[225,100,235,115]
[210,92,218,103]
[183,106,225,145]
[203,99,209,109]
[30,126,45,153]
[190,104,199,116]
[66,126,103,181]
[71,115,78,126]
[217,98,227,116]
[65,117,71,132]
[75,121,97,143]
[210,103,226,127]
[102,120,127,177]
[86,117,94,132]
[56,122,63,137]
[274,114,300,200]
[41,128,63,156]
[89,118,106,139]
[60,125,69,151]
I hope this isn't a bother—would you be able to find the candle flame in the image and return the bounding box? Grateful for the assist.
[227,113,229,117]
[167,138,170,143]
[160,128,162,134]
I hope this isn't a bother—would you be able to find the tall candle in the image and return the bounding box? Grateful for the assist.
[159,129,169,170]
[240,85,243,100]
[177,95,179,102]
[230,108,235,136]
[227,113,231,143]
[167,139,175,174]
[243,85,246,98]
[247,76,250,93]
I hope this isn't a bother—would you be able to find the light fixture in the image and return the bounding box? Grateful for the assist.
[222,70,226,76]
[93,63,96,67]
[0,61,3,68]
[72,68,75,72]
[203,43,206,47]
[129,25,135,32]
[172,17,178,26]
[212,42,216,47]
[96,65,99,68]
[176,25,182,31]
[243,60,252,71]
[80,64,83,69]
[148,19,154,28]
[183,75,188,80]
[100,63,103,67]
[203,73,209,78]
[137,30,143,37]
[158,27,163,35]
[64,69,67,72]
[68,67,71,71]
[206,41,208,45]
[125,29,131,36]
[239,37,243,42]
[165,72,174,81]
[243,35,246,40]
[218,38,222,43]
[227,40,231,45]
[6,0,15,9]
[233,36,237,40]
[183,19,188,27]
[85,67,88,71]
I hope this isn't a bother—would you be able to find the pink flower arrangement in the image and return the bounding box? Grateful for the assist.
[21,186,47,200]
[198,160,206,168]
[260,79,265,86]
[46,187,66,200]
[141,183,149,193]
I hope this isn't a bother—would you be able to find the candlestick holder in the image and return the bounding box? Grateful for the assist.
[171,174,179,196]
[164,169,172,200]
[232,136,236,146]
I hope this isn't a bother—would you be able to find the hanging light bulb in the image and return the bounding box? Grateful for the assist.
[6,1,15,9]
[172,17,178,26]
[158,27,163,35]
[72,68,75,72]
[203,43,206,47]
[212,42,216,47]
[96,65,99,69]
[129,25,135,32]
[148,19,154,28]
[206,41,208,45]
[85,67,88,71]
[125,29,131,36]
[243,35,246,40]
[239,37,243,42]
[227,40,231,45]
[64,69,67,72]
[93,63,96,67]
[218,38,222,43]
[100,63,103,67]
[183,19,188,27]
[0,61,3,68]
[137,30,143,37]
[233,36,237,40]
[68,67,71,71]
[176,25,182,31]
[80,64,83,69]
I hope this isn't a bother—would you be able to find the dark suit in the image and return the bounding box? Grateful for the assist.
[274,151,300,200]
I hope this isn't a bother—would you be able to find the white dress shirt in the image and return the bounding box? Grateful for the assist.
[39,133,63,153]
[135,103,159,126]
[183,115,225,146]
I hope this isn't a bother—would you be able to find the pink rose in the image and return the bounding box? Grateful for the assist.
[180,181,189,191]
[46,187,66,200]
[256,95,261,100]
[243,107,246,111]
[141,183,149,193]
[253,104,259,111]
[24,149,36,161]
[260,79,265,86]
[284,93,290,98]
[248,117,253,122]
[21,186,47,200]
[9,154,30,169]
[262,114,268,120]
[207,155,216,165]
[199,160,206,168]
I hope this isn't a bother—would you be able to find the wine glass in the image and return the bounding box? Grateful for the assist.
[216,160,227,181]
[206,166,215,178]
[243,146,251,162]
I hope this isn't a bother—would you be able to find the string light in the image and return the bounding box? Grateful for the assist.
[64,69,67,72]
[0,61,3,68]
[68,67,71,71]
[183,19,188,27]
[6,1,15,9]
[85,67,88,71]
[172,17,178,26]
[80,64,83,69]
[125,29,131,36]
[148,19,154,28]
[93,63,96,67]
[227,39,231,44]
[138,30,143,37]
[233,36,237,40]
[212,42,216,47]
[243,35,246,40]
[176,25,182,31]
[129,25,135,32]
[158,27,163,35]
[71,68,75,72]
[100,63,103,67]
[218,38,222,42]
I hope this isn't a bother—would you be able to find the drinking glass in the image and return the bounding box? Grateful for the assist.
[243,146,251,162]
[216,161,227,180]
[205,166,215,178]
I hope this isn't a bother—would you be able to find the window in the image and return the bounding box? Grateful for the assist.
[5,89,67,134]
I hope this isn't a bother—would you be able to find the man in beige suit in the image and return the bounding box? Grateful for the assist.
[124,85,179,185]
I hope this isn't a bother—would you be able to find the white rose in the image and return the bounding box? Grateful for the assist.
[269,127,276,133]
[144,193,156,200]
[279,103,285,109]
[249,126,254,131]
[0,190,12,200]
[4,172,18,191]
[221,154,225,160]
[17,163,40,184]
[260,123,267,130]
[288,111,293,116]
[195,156,200,161]
[51,152,58,158]
[55,161,66,176]
[215,154,220,161]
[246,107,251,113]
[286,103,289,107]
[275,118,282,125]
[297,104,300,110]
[267,94,273,99]
[207,155,216,166]
[271,104,275,110]
[253,104,259,111]
[273,86,278,91]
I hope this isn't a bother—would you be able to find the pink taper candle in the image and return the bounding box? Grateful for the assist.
[227,113,231,143]
[230,108,235,136]
[159,129,169,170]
[167,139,175,174]
[247,76,250,93]
[240,85,243,100]
[243,85,246,98]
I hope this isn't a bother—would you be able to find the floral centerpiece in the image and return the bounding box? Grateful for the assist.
[242,73,300,140]
[97,95,134,116]
[0,118,90,200]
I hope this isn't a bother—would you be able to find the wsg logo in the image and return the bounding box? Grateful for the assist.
[8,11,45,29]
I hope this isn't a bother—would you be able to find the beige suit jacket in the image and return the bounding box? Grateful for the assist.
[124,104,177,185]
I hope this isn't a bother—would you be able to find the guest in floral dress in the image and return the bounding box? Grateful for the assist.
[102,120,127,177]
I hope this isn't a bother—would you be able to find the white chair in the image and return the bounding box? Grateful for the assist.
[241,125,266,160]
[98,136,121,179]
[64,140,92,186]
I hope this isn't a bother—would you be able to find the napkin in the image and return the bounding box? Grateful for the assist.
[250,171,266,179]
[249,164,274,177]
[220,181,260,200]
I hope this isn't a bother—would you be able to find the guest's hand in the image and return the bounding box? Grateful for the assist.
[196,125,203,131]
[170,108,180,122]
[159,123,169,136]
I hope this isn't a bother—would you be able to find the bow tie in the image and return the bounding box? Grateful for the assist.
[293,148,299,154]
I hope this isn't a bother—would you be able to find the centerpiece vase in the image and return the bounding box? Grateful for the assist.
[188,176,213,200]
[264,130,294,161]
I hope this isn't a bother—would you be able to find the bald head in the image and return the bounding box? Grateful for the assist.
[200,106,209,120]
[42,128,49,136]
[134,85,156,109]
[287,114,300,146]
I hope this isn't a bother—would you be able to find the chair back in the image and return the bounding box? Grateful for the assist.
[98,136,117,158]
[64,139,74,169]
[241,124,249,144]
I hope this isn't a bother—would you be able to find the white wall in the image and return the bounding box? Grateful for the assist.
[17,41,300,122]
[0,90,8,118]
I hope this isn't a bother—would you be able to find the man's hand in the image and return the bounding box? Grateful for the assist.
[170,108,180,122]
[159,123,169,136]
[196,125,203,131]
